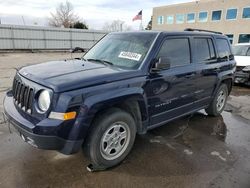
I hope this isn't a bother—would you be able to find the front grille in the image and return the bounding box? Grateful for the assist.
[12,78,34,114]
[236,66,245,72]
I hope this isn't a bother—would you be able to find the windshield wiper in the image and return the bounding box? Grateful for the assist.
[86,58,113,66]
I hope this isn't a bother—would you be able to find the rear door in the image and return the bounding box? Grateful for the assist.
[191,37,219,107]
[192,37,234,107]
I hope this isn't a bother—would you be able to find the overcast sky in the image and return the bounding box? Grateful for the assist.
[0,0,193,30]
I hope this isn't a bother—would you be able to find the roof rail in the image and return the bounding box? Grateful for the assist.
[184,28,223,35]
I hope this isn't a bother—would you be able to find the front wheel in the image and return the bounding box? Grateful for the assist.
[83,108,136,170]
[205,84,228,116]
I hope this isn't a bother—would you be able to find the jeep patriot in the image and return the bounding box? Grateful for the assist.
[4,29,236,170]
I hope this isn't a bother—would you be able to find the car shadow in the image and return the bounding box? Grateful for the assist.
[18,112,235,187]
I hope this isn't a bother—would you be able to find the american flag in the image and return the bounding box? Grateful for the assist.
[132,10,142,21]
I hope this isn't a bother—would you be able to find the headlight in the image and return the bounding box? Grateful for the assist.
[37,90,51,112]
[243,66,250,72]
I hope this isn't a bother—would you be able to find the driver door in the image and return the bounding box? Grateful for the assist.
[145,36,199,128]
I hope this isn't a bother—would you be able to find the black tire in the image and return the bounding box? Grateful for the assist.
[83,108,136,169]
[205,84,228,116]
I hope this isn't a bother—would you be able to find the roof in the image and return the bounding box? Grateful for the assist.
[112,30,224,37]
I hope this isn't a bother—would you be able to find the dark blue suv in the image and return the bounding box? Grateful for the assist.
[4,30,236,170]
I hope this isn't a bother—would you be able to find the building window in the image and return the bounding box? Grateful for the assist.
[176,14,185,24]
[199,12,208,22]
[242,7,250,18]
[157,16,164,25]
[212,10,222,21]
[239,34,250,43]
[226,34,234,44]
[226,8,237,20]
[166,15,174,24]
[187,13,195,23]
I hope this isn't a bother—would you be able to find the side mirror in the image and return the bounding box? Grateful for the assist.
[71,47,85,53]
[152,57,171,71]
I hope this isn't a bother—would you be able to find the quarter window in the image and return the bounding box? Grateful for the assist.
[212,10,222,21]
[187,13,195,23]
[166,15,174,24]
[242,7,250,18]
[193,38,216,63]
[226,8,237,20]
[157,38,190,68]
[199,12,208,22]
[216,39,232,61]
[176,14,185,24]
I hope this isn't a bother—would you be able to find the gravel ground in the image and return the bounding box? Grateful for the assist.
[0,53,250,188]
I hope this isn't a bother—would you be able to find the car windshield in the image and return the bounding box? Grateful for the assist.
[83,32,157,69]
[232,45,250,56]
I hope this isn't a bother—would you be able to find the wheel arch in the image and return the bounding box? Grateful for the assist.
[83,88,149,136]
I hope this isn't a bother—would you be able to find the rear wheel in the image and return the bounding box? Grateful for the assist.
[205,84,228,116]
[83,108,136,169]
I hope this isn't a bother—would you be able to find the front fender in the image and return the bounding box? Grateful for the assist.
[85,87,148,118]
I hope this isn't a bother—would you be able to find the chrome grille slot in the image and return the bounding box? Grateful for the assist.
[12,78,34,114]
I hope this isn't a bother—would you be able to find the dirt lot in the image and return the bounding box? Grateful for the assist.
[0,53,250,188]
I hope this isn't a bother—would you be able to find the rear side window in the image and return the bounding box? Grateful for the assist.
[216,38,233,61]
[193,38,216,63]
[157,38,190,68]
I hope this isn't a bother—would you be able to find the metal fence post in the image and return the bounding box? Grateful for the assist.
[43,29,47,49]
[10,26,15,51]
[70,29,73,49]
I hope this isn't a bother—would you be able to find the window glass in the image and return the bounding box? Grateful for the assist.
[216,39,232,60]
[242,7,250,18]
[212,10,222,21]
[199,12,208,22]
[193,38,215,63]
[157,16,164,24]
[84,33,157,69]
[226,8,237,20]
[232,45,250,56]
[157,38,190,68]
[226,34,234,44]
[247,49,250,56]
[187,13,195,23]
[239,34,250,43]
[208,39,216,58]
[166,15,174,24]
[176,14,185,24]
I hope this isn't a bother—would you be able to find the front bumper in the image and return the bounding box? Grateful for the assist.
[234,71,250,85]
[3,91,83,154]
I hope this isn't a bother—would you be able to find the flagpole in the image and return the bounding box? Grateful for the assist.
[141,17,143,30]
[139,10,143,31]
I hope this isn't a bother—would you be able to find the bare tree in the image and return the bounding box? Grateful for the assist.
[48,1,79,28]
[102,20,132,32]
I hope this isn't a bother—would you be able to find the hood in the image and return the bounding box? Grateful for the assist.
[19,60,141,92]
[234,56,250,67]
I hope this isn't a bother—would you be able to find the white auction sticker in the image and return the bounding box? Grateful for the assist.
[118,51,142,61]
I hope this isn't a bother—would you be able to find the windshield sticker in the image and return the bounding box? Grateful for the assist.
[118,51,142,61]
